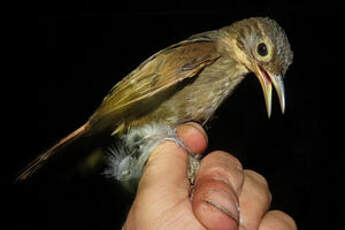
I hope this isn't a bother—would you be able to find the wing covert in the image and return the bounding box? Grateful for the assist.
[90,36,221,132]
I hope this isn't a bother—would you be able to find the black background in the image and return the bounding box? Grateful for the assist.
[5,0,343,229]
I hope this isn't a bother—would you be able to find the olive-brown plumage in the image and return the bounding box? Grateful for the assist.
[17,17,293,181]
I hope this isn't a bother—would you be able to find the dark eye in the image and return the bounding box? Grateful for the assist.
[257,43,268,56]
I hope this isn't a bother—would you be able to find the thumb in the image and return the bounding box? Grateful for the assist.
[137,122,208,199]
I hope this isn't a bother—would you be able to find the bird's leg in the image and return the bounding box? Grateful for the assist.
[164,136,200,185]
[187,154,200,185]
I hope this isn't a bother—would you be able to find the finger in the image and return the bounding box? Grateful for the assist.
[177,122,208,155]
[138,122,208,197]
[125,123,207,229]
[125,141,191,230]
[128,123,208,229]
[239,170,272,230]
[192,151,244,230]
[259,210,297,230]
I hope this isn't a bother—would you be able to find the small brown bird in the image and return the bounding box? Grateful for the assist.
[17,17,293,189]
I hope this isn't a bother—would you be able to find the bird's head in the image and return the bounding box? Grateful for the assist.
[219,17,293,117]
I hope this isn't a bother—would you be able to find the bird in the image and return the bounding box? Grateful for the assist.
[16,17,293,190]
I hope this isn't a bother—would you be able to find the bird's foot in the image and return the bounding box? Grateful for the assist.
[187,154,200,185]
[164,135,201,185]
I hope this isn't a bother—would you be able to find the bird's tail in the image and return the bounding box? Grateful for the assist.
[16,122,91,181]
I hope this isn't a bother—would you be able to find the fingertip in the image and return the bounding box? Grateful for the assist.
[183,122,208,144]
[259,210,297,230]
[177,122,208,155]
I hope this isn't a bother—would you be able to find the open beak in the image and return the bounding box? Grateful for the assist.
[255,65,286,118]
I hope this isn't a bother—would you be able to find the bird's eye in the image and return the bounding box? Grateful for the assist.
[257,43,268,56]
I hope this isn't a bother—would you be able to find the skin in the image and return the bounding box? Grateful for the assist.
[123,122,297,230]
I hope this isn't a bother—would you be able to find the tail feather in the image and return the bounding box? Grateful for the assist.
[16,122,90,181]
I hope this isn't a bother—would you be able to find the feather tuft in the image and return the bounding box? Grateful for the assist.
[104,122,183,191]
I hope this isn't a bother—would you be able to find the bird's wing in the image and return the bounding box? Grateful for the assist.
[90,36,220,129]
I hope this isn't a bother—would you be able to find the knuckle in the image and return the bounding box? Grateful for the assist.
[212,151,243,170]
[244,169,272,203]
[244,169,269,187]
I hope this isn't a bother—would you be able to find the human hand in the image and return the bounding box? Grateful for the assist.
[123,122,297,230]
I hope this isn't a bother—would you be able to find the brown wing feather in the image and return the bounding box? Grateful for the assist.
[90,37,220,132]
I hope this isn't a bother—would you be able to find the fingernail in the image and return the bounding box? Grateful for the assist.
[204,189,239,223]
[183,122,208,144]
